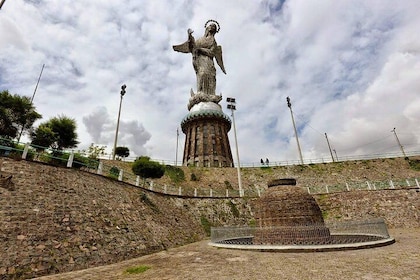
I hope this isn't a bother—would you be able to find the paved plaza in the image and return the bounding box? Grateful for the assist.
[33,229,419,280]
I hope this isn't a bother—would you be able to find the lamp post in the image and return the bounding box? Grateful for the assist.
[112,84,126,160]
[17,64,45,143]
[392,127,407,158]
[0,0,7,9]
[227,97,243,197]
[175,128,179,166]
[333,149,338,162]
[325,133,335,162]
[286,96,304,165]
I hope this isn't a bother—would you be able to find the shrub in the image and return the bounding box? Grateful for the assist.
[108,166,120,179]
[248,219,256,227]
[132,156,165,179]
[200,216,212,236]
[124,265,150,274]
[228,201,240,218]
[49,152,99,169]
[14,144,35,161]
[224,180,233,190]
[165,165,185,184]
[140,193,160,213]
[72,154,99,169]
[408,159,420,171]
[190,173,198,181]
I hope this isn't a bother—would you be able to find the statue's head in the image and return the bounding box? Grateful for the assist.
[204,19,220,34]
[206,23,217,34]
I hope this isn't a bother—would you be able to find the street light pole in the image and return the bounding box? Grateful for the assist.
[0,0,7,10]
[392,127,407,158]
[175,128,179,166]
[112,84,126,160]
[286,96,304,165]
[17,63,45,143]
[325,133,335,162]
[227,97,243,197]
[333,149,338,162]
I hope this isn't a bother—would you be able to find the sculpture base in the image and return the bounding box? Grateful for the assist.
[187,91,222,110]
[181,102,233,167]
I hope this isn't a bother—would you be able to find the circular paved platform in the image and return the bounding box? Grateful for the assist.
[33,228,419,280]
[209,236,395,252]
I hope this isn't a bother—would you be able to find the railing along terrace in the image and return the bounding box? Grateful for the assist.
[326,218,391,238]
[0,137,419,198]
[306,177,420,194]
[210,218,391,246]
[101,150,420,167]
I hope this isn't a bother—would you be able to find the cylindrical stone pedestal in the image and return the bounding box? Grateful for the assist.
[181,102,233,167]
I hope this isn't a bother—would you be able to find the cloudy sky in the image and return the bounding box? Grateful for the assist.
[1,0,420,165]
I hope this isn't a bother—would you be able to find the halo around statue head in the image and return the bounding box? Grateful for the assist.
[205,19,220,33]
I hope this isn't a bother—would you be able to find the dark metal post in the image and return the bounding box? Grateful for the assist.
[175,128,179,166]
[325,133,335,162]
[17,64,45,143]
[112,84,126,160]
[227,97,243,197]
[0,0,7,10]
[392,127,406,158]
[287,96,304,164]
[333,149,338,162]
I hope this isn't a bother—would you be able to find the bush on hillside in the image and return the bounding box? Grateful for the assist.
[108,166,120,179]
[45,152,99,169]
[165,165,185,184]
[132,156,165,179]
[408,159,420,171]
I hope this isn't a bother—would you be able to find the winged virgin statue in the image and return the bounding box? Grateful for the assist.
[173,20,226,98]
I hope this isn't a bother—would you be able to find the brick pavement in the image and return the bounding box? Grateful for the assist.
[32,228,420,280]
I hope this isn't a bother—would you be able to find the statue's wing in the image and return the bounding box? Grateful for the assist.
[214,45,226,74]
[173,40,191,53]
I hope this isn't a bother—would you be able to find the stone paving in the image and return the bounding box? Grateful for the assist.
[32,228,420,280]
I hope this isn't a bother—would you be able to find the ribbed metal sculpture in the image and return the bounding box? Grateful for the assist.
[210,179,395,251]
[253,179,332,245]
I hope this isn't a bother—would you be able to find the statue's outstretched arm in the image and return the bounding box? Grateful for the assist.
[173,29,195,53]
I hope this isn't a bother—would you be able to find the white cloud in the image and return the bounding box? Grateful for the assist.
[1,0,420,164]
[82,106,151,157]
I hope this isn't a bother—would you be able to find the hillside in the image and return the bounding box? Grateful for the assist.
[106,157,420,193]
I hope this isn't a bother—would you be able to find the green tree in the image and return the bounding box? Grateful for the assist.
[0,90,42,142]
[132,156,165,179]
[87,143,106,159]
[115,146,130,160]
[30,124,57,151]
[31,115,79,151]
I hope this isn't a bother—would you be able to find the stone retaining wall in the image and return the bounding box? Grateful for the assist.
[0,158,252,279]
[314,188,420,228]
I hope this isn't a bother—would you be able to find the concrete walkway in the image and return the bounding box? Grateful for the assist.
[32,228,420,280]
